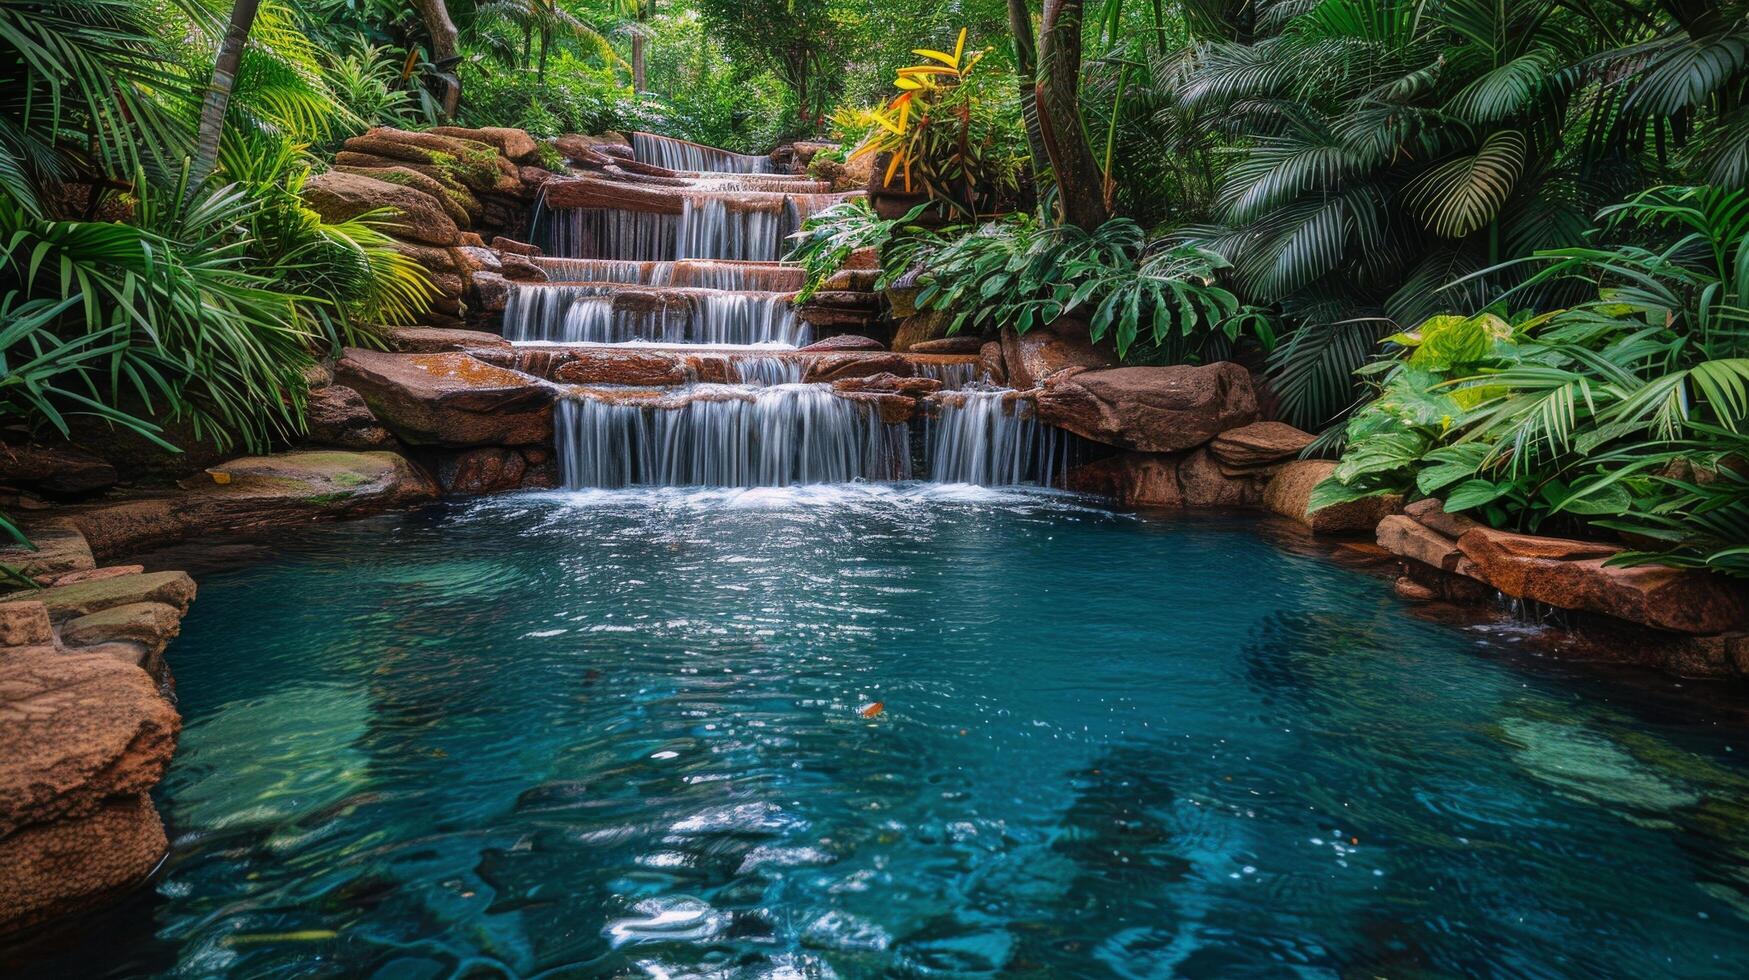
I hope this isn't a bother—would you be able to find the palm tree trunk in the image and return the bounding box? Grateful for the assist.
[1007,0,1053,209]
[1037,0,1109,229]
[633,36,646,91]
[412,0,462,118]
[190,0,262,192]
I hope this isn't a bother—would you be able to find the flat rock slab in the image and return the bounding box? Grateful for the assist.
[1457,527,1749,634]
[0,523,94,581]
[384,327,513,354]
[32,571,195,624]
[64,451,438,558]
[1036,363,1259,453]
[1211,421,1315,469]
[338,349,555,447]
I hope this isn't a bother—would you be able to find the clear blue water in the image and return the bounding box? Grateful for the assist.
[11,485,1749,978]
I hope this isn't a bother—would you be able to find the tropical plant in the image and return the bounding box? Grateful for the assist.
[1311,185,1749,576]
[909,213,1273,361]
[845,28,1023,216]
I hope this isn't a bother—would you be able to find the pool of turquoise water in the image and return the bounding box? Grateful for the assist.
[10,485,1749,977]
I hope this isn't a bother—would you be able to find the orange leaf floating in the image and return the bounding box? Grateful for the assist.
[858,701,885,719]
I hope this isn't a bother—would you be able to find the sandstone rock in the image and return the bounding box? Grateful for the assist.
[342,127,511,192]
[0,445,117,497]
[303,171,460,246]
[333,164,477,226]
[821,267,881,292]
[1376,514,1464,572]
[59,601,184,654]
[892,311,953,352]
[1394,577,1438,602]
[429,125,539,164]
[1265,460,1401,535]
[65,452,438,557]
[392,240,458,272]
[436,447,530,496]
[0,792,167,934]
[32,571,195,625]
[383,326,512,354]
[304,385,394,451]
[337,349,554,447]
[0,649,179,837]
[803,352,913,384]
[0,524,93,581]
[799,335,886,352]
[834,390,916,425]
[1036,363,1259,453]
[1403,497,1483,539]
[1000,322,1116,389]
[491,236,541,256]
[1457,527,1749,634]
[553,350,688,387]
[1066,453,1183,508]
[979,341,1007,386]
[48,565,144,588]
[831,373,943,397]
[0,600,52,647]
[468,270,512,317]
[1210,422,1315,469]
[907,336,985,355]
[500,253,546,282]
[1177,448,1260,508]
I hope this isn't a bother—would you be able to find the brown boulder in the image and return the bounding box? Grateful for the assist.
[0,793,167,934]
[303,171,460,246]
[492,236,542,256]
[1403,497,1482,539]
[1376,514,1464,572]
[429,125,539,164]
[64,452,438,558]
[333,165,478,227]
[33,570,195,624]
[59,601,185,654]
[1457,528,1749,634]
[1265,460,1401,535]
[1066,453,1183,508]
[0,523,94,581]
[0,600,53,647]
[383,326,512,354]
[1001,321,1116,389]
[835,390,917,425]
[304,385,394,450]
[908,336,985,355]
[1210,422,1315,469]
[0,648,178,837]
[803,352,912,384]
[0,445,117,497]
[831,373,944,397]
[342,127,511,192]
[1176,448,1261,508]
[799,335,886,352]
[337,349,554,447]
[436,447,530,495]
[892,310,952,352]
[1035,363,1259,453]
[553,350,689,387]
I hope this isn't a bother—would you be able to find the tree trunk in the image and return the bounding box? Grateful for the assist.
[1006,0,1052,208]
[1036,0,1109,229]
[412,0,462,118]
[190,0,262,192]
[632,35,646,91]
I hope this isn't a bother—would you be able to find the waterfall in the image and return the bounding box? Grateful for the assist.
[733,357,805,386]
[678,197,786,262]
[926,391,1070,486]
[534,258,676,285]
[913,361,983,390]
[631,132,774,173]
[556,386,910,488]
[547,208,680,262]
[504,286,809,346]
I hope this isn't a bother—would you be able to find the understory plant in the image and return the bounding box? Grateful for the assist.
[909,214,1273,362]
[1312,185,1749,576]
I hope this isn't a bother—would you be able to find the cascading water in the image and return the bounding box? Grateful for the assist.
[631,132,775,173]
[926,390,1072,486]
[556,386,910,488]
[519,133,1073,491]
[504,286,809,346]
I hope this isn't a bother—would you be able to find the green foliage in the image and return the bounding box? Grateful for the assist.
[1313,186,1749,576]
[909,215,1273,362]
[785,199,918,304]
[459,55,636,136]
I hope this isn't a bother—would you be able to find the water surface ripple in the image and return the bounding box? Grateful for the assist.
[13,485,1749,978]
